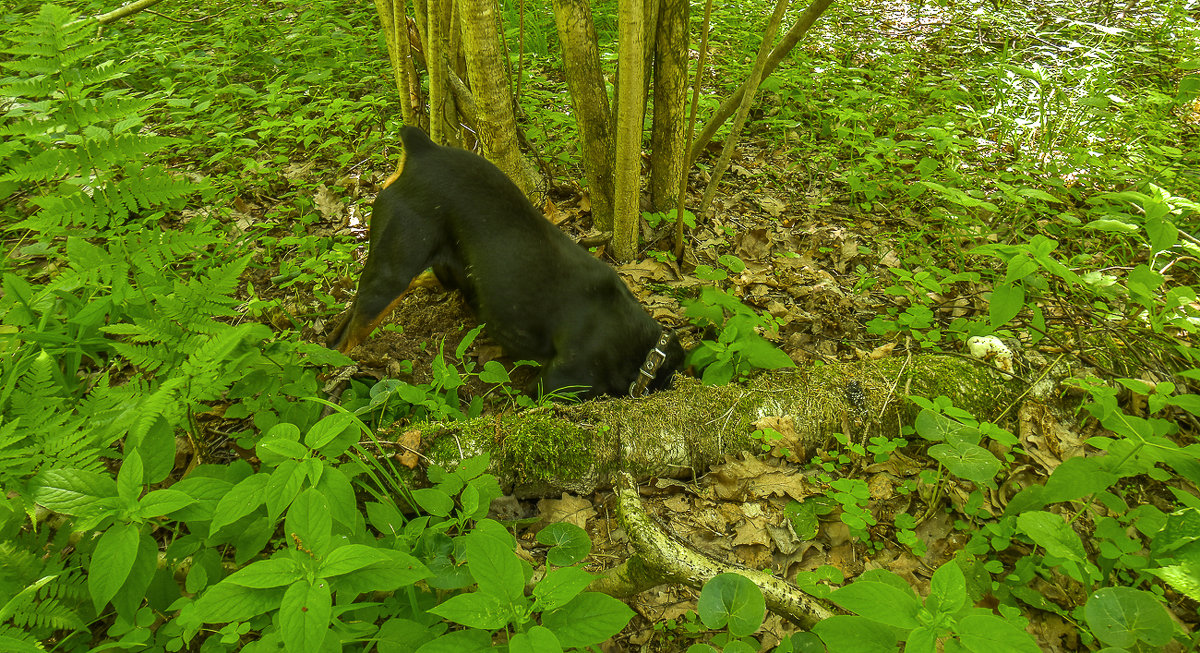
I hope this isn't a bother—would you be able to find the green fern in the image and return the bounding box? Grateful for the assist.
[0,4,200,237]
[0,529,92,643]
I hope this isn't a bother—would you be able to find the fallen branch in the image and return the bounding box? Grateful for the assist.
[96,0,168,25]
[592,471,839,628]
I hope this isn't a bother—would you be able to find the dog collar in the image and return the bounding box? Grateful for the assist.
[628,331,674,397]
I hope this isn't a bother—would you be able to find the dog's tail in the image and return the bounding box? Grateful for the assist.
[399,126,437,156]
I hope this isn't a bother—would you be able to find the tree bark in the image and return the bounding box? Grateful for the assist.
[612,0,646,261]
[405,356,1026,497]
[551,0,615,231]
[696,0,790,220]
[426,0,450,143]
[373,0,419,127]
[688,0,836,164]
[592,472,839,628]
[647,0,689,213]
[458,0,541,196]
[95,0,166,24]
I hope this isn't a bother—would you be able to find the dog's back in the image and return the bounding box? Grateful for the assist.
[332,127,685,397]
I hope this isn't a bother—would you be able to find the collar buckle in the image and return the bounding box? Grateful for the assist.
[628,331,674,397]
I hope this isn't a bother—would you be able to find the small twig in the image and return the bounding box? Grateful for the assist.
[996,353,1067,422]
[877,349,911,421]
[143,6,235,23]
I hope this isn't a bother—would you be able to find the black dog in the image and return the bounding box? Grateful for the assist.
[327,126,684,398]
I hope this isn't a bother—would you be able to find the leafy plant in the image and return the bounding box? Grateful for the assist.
[814,561,1040,652]
[685,261,795,385]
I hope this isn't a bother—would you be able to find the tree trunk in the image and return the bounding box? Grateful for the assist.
[612,0,645,261]
[647,0,689,213]
[458,0,541,196]
[426,0,450,142]
[696,0,790,220]
[404,356,1026,497]
[373,0,419,126]
[688,0,836,164]
[551,0,615,231]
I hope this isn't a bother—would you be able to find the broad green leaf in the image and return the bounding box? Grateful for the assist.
[828,581,920,628]
[31,468,118,515]
[1015,511,1086,563]
[1082,218,1139,233]
[927,561,967,616]
[117,449,144,500]
[89,523,140,612]
[1148,561,1200,602]
[478,360,512,384]
[1146,216,1178,252]
[210,473,270,534]
[701,359,736,386]
[137,489,196,517]
[508,626,563,653]
[427,592,511,630]
[929,441,1001,485]
[533,567,595,612]
[739,336,795,370]
[1084,587,1174,648]
[1039,457,1118,504]
[319,544,390,577]
[305,412,355,449]
[536,522,592,566]
[465,524,524,603]
[195,577,287,623]
[376,617,438,652]
[412,487,454,517]
[812,615,899,650]
[955,614,1042,652]
[280,579,332,653]
[456,453,491,480]
[988,283,1024,328]
[333,550,431,593]
[285,488,332,556]
[112,532,159,618]
[541,592,634,647]
[414,628,492,653]
[264,460,304,522]
[315,466,357,526]
[1016,187,1060,203]
[696,573,766,637]
[224,557,303,588]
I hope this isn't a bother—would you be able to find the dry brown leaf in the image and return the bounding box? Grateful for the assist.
[1019,403,1086,473]
[396,430,421,468]
[758,196,786,217]
[662,495,690,513]
[314,184,344,224]
[733,520,771,547]
[536,494,595,529]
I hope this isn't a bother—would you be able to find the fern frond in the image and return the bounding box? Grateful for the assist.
[130,376,185,441]
[109,341,171,371]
